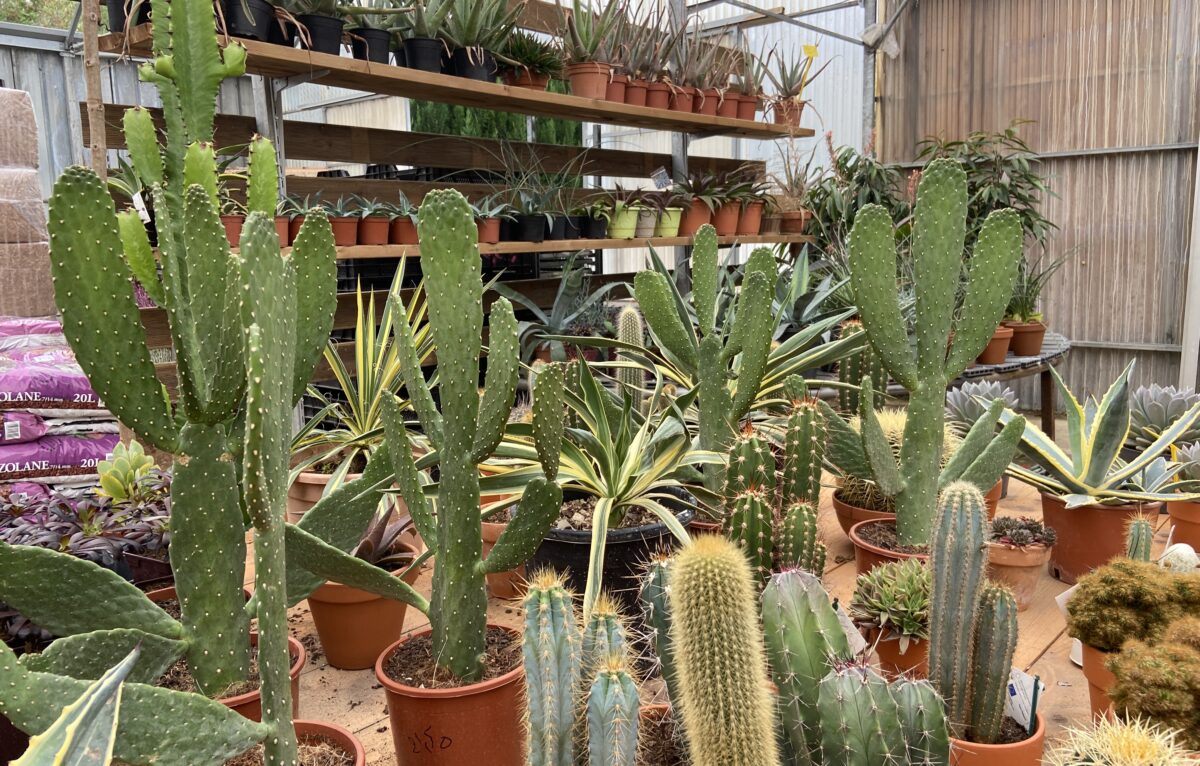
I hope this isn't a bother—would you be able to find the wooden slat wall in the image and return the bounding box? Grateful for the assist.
[878,0,1200,405]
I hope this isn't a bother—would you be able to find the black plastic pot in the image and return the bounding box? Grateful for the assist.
[516,214,547,243]
[350,27,391,63]
[498,217,515,242]
[582,215,608,239]
[107,0,151,34]
[527,487,695,617]
[449,47,496,81]
[548,216,568,240]
[403,37,444,72]
[393,44,407,67]
[565,215,586,240]
[267,14,296,47]
[225,0,275,41]
[298,13,344,55]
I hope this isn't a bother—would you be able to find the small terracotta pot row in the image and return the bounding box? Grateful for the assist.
[562,62,762,121]
[976,320,1049,364]
[678,199,776,238]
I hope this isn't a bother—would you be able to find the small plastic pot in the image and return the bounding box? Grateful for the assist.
[358,216,390,245]
[390,217,419,245]
[772,98,806,127]
[625,78,649,106]
[711,202,740,236]
[221,215,244,248]
[329,216,359,247]
[547,216,569,240]
[350,27,392,63]
[605,71,629,102]
[450,47,496,81]
[582,215,609,239]
[564,215,586,240]
[505,69,550,90]
[225,0,275,41]
[696,87,720,116]
[609,204,639,239]
[567,61,612,100]
[678,199,711,237]
[634,207,658,238]
[871,632,928,679]
[654,207,683,237]
[476,217,501,244]
[481,516,525,599]
[516,214,547,242]
[669,87,696,112]
[736,94,759,120]
[646,82,671,109]
[736,200,766,235]
[404,37,444,72]
[275,215,291,244]
[289,215,305,243]
[298,14,344,55]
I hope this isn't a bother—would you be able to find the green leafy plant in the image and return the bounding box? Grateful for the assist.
[850,558,930,652]
[351,195,390,219]
[764,43,829,101]
[1005,252,1065,323]
[559,0,624,65]
[321,195,359,218]
[803,138,909,255]
[498,30,564,78]
[96,439,157,503]
[392,0,453,39]
[441,0,523,54]
[341,0,406,29]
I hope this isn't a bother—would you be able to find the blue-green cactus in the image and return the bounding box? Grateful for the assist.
[639,557,681,708]
[586,655,640,766]
[523,571,581,766]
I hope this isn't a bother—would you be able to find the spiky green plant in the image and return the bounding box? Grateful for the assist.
[1066,560,1200,652]
[850,558,930,654]
[638,557,680,707]
[586,654,640,766]
[777,502,825,574]
[837,320,888,413]
[615,305,645,398]
[523,571,581,766]
[824,159,1026,545]
[1046,716,1197,766]
[1126,515,1155,562]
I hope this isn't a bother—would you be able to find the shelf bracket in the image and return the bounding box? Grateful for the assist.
[275,69,331,92]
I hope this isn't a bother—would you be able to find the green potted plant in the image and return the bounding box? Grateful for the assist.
[387,192,419,244]
[441,0,522,81]
[353,195,391,245]
[672,172,721,236]
[470,193,514,244]
[344,0,402,62]
[559,0,623,99]
[764,44,828,128]
[497,30,564,90]
[392,0,453,72]
[321,195,361,245]
[1000,361,1200,582]
[620,2,664,106]
[987,516,1056,610]
[606,191,641,240]
[769,139,818,233]
[1003,253,1065,356]
[287,0,347,54]
[710,170,750,236]
[733,42,767,120]
[218,184,247,247]
[646,190,686,237]
[850,558,931,678]
[736,172,771,235]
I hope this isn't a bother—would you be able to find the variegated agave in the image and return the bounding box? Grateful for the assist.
[1001,361,1200,507]
[1126,384,1200,453]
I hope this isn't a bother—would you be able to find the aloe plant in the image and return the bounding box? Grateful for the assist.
[559,0,624,64]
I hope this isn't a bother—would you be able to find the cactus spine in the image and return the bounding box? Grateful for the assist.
[1126,514,1155,562]
[523,572,581,766]
[895,679,952,766]
[616,305,645,398]
[837,320,889,413]
[726,489,775,584]
[669,535,778,766]
[777,503,826,575]
[586,655,640,766]
[928,482,1018,744]
[817,663,908,765]
[781,377,824,509]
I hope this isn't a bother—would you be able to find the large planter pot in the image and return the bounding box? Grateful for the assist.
[872,633,928,679]
[1080,643,1115,718]
[329,216,359,247]
[1004,320,1046,357]
[678,199,711,237]
[847,519,928,575]
[949,714,1045,766]
[358,216,390,245]
[298,14,344,55]
[780,209,811,234]
[737,200,766,235]
[1040,493,1159,584]
[481,517,525,599]
[609,204,639,239]
[605,71,629,102]
[375,627,525,766]
[772,98,806,127]
[646,82,671,109]
[987,543,1051,611]
[307,541,423,670]
[527,489,694,617]
[404,37,444,72]
[288,470,360,523]
[390,217,419,245]
[624,78,649,106]
[976,324,1014,365]
[567,61,612,100]
[654,207,683,237]
[295,720,367,765]
[712,202,740,236]
[634,207,658,238]
[476,217,501,244]
[225,0,275,41]
[350,27,391,63]
[1167,498,1200,547]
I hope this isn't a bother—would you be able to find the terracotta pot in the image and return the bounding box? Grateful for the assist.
[567,61,612,100]
[646,82,671,109]
[736,94,759,120]
[504,69,549,90]
[605,71,628,102]
[287,470,361,523]
[831,490,893,536]
[223,633,306,721]
[329,216,359,247]
[976,324,1014,365]
[375,627,525,765]
[624,78,649,106]
[221,215,244,247]
[982,480,1002,519]
[669,86,696,112]
[391,217,419,245]
[476,217,501,244]
[289,215,305,243]
[275,216,291,245]
[760,215,782,234]
[1080,643,1115,719]
[294,720,366,765]
[481,517,525,599]
[307,540,423,670]
[716,92,739,118]
[696,87,719,115]
[949,714,1045,765]
[1040,493,1160,584]
[736,200,765,235]
[358,216,390,245]
[779,209,811,234]
[848,519,928,575]
[1004,320,1046,357]
[687,518,723,535]
[872,633,928,679]
[678,199,712,237]
[1167,498,1200,547]
[987,543,1051,611]
[712,202,740,236]
[772,98,806,127]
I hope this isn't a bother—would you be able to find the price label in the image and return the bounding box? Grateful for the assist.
[650,166,672,189]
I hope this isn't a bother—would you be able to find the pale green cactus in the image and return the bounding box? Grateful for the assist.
[1126,514,1155,562]
[639,557,681,708]
[615,305,645,398]
[523,571,581,766]
[586,655,640,766]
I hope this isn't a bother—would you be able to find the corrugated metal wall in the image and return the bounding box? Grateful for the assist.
[878,0,1200,406]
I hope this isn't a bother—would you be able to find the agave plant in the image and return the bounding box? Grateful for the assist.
[1001,361,1200,506]
[559,0,625,65]
[441,0,524,55]
[1126,384,1200,453]
[764,44,829,101]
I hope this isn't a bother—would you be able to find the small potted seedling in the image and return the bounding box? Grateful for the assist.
[354,196,392,245]
[322,195,361,246]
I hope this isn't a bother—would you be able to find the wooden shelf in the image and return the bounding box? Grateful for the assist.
[105,30,813,140]
[331,233,814,260]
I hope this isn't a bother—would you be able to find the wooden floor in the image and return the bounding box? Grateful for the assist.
[253,476,1170,764]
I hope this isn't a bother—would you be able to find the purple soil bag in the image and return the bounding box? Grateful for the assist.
[0,317,65,351]
[0,432,118,478]
[0,412,45,444]
[0,346,101,408]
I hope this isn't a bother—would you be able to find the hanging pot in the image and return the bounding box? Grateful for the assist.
[567,61,612,100]
[358,216,390,245]
[736,200,766,235]
[403,37,444,72]
[625,78,649,106]
[225,0,275,41]
[350,27,392,63]
[298,14,345,55]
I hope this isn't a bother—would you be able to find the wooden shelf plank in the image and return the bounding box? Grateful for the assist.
[107,31,813,140]
[331,233,814,260]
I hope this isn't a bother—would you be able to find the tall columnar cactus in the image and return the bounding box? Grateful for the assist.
[837,320,889,413]
[1126,514,1155,562]
[615,305,645,397]
[523,571,581,766]
[635,228,777,490]
[724,426,777,498]
[586,655,640,766]
[669,535,779,766]
[830,159,1026,545]
[639,557,680,707]
[781,377,824,509]
[927,482,1019,744]
[726,489,775,584]
[776,503,825,574]
[582,594,628,681]
[382,189,566,682]
[894,678,953,766]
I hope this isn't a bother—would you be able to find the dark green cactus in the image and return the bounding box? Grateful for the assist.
[837,320,889,413]
[895,679,951,765]
[1126,514,1155,562]
[817,663,908,765]
[523,571,581,766]
[781,376,824,509]
[639,557,681,708]
[969,584,1018,744]
[723,427,777,498]
[586,655,640,766]
[725,489,775,584]
[777,503,825,575]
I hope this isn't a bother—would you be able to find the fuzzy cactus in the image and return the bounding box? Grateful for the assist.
[586,654,640,766]
[1126,515,1155,562]
[523,571,581,766]
[1109,616,1200,749]
[615,305,645,398]
[826,159,1025,546]
[669,535,778,766]
[837,320,889,413]
[776,503,825,575]
[639,557,680,707]
[1066,560,1199,652]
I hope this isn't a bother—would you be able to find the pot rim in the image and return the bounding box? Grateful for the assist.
[374,625,523,699]
[294,720,366,764]
[546,486,696,542]
[1002,319,1046,330]
[949,713,1045,754]
[1038,491,1163,513]
[846,518,930,561]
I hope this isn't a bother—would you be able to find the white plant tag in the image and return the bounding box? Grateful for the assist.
[132,191,152,224]
[650,166,672,190]
[1005,667,1044,732]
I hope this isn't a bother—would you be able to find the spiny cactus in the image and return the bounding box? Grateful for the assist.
[1066,560,1197,652]
[835,408,960,514]
[825,159,1026,545]
[583,594,628,680]
[615,305,645,398]
[669,535,778,766]
[1046,716,1196,766]
[725,489,775,584]
[817,662,909,765]
[1109,616,1200,749]
[781,377,824,509]
[928,482,1018,744]
[894,678,952,766]
[777,503,825,574]
[639,557,680,707]
[523,571,581,766]
[837,320,889,413]
[1126,515,1155,562]
[586,654,640,766]
[724,425,777,498]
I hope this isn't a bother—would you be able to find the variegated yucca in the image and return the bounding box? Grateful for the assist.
[1002,361,1200,507]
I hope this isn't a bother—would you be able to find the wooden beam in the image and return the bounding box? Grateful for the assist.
[330,233,814,260]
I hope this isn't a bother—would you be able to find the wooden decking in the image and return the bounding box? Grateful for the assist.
[254,477,1165,764]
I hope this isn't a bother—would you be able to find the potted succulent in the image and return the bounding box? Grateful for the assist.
[710,173,748,236]
[672,172,721,236]
[736,174,771,235]
[732,41,767,120]
[559,0,623,99]
[1046,716,1198,765]
[393,0,452,72]
[470,193,513,244]
[1125,384,1200,458]
[770,139,817,233]
[648,191,685,237]
[322,195,361,246]
[607,194,641,240]
[289,0,347,54]
[354,195,391,245]
[987,516,1055,610]
[275,195,300,244]
[1003,253,1065,356]
[850,558,931,679]
[1108,615,1200,749]
[498,30,563,90]
[387,192,419,244]
[224,0,277,41]
[1000,361,1200,583]
[219,185,247,247]
[344,0,402,63]
[286,193,318,243]
[764,44,828,129]
[1170,442,1200,547]
[579,197,611,238]
[440,0,521,81]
